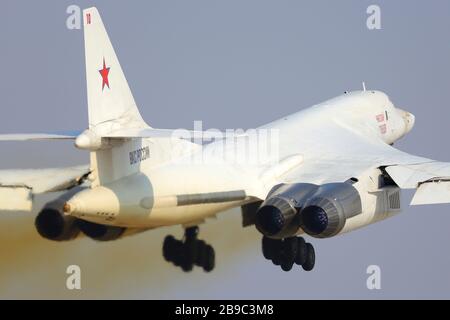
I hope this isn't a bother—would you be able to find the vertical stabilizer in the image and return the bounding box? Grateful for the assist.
[83,7,147,129]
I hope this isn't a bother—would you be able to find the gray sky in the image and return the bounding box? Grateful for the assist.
[1,0,450,299]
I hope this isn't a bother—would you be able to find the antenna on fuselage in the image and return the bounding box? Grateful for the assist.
[362,81,367,92]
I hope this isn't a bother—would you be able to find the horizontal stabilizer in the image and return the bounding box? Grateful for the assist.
[0,132,81,141]
[0,129,245,142]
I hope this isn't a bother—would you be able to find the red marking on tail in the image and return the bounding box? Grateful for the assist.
[99,58,111,90]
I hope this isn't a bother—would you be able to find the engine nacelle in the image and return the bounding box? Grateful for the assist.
[256,168,402,239]
[35,192,82,241]
[35,188,147,242]
[255,183,318,238]
[255,182,362,239]
[76,220,126,241]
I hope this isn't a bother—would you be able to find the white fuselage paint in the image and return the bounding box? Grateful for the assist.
[67,91,416,233]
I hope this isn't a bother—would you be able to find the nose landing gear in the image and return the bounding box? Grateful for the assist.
[163,227,215,273]
[262,236,315,272]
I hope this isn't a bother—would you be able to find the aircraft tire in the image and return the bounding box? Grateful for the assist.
[203,245,215,273]
[262,237,278,260]
[302,243,316,271]
[163,235,176,262]
[294,237,307,266]
[195,240,207,266]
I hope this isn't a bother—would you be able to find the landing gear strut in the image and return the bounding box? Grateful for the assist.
[262,236,315,272]
[163,227,215,272]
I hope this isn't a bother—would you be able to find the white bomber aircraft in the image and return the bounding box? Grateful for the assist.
[1,7,450,273]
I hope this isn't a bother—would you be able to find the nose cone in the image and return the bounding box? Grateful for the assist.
[397,108,415,134]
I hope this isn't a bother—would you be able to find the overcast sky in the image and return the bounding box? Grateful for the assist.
[1,0,450,299]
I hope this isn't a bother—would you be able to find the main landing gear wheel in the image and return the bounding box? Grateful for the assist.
[261,236,316,272]
[294,237,307,266]
[301,243,315,271]
[163,227,216,273]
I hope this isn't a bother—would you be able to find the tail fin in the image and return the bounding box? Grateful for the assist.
[83,7,147,128]
[83,7,148,186]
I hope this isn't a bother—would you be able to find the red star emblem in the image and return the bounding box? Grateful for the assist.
[99,58,111,90]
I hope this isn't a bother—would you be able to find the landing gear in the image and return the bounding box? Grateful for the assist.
[262,236,315,272]
[163,227,215,273]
